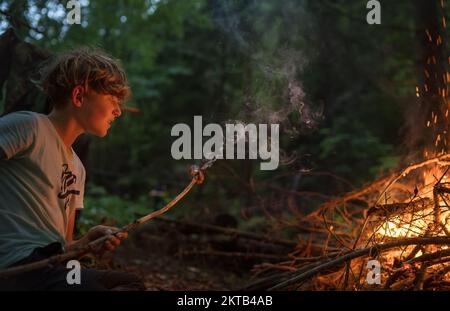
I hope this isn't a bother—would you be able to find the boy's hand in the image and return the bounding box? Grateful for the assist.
[85,225,128,254]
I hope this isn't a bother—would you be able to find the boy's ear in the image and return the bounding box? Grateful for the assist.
[71,85,85,108]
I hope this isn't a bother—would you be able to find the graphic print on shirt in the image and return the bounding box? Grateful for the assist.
[58,164,80,210]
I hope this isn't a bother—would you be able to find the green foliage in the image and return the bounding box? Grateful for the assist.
[318,117,399,182]
[0,0,435,228]
[78,183,169,234]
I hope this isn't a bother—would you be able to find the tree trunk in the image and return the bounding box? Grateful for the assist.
[415,0,448,157]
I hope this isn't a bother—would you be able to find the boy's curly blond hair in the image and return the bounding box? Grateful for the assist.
[40,47,130,108]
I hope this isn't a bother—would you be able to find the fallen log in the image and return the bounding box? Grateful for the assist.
[179,250,290,262]
[153,217,298,248]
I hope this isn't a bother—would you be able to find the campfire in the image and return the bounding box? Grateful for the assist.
[361,163,450,290]
[244,156,450,291]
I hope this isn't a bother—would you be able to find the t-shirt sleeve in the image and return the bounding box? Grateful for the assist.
[0,112,37,160]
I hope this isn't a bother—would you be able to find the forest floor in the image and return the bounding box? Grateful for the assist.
[100,220,258,291]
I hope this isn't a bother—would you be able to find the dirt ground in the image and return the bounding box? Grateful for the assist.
[102,222,257,291]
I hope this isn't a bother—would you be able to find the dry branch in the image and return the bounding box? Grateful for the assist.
[367,198,432,219]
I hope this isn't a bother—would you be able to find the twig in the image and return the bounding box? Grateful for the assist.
[384,268,408,289]
[413,263,428,290]
[308,176,392,218]
[424,265,450,289]
[407,249,450,263]
[374,154,450,206]
[0,11,45,35]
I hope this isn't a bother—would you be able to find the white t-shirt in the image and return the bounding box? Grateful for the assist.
[0,111,85,268]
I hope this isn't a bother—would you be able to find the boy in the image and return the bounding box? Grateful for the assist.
[0,47,143,290]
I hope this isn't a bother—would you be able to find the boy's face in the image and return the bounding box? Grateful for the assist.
[77,89,122,137]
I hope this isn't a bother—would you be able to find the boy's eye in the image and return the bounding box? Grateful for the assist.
[109,98,119,106]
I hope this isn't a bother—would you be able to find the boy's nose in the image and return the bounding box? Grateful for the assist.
[113,103,122,117]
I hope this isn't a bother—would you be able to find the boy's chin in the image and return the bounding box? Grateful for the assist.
[89,129,108,137]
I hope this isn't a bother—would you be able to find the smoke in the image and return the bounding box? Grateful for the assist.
[250,49,322,134]
[209,0,323,167]
[209,0,254,54]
